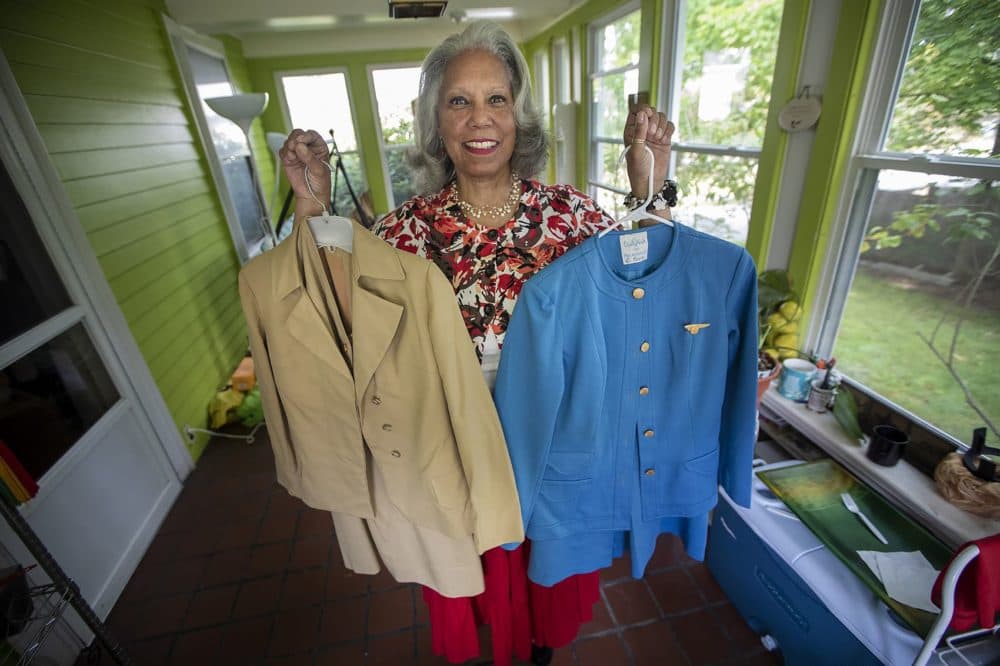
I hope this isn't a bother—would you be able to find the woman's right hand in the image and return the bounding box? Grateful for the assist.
[279,129,332,215]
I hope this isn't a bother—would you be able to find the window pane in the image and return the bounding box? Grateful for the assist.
[885,0,999,158]
[593,141,630,191]
[679,0,783,147]
[221,156,266,246]
[330,152,368,219]
[283,73,368,215]
[594,186,627,221]
[674,152,755,244]
[281,73,358,152]
[0,166,72,346]
[598,10,640,71]
[187,49,244,160]
[385,147,417,207]
[371,67,420,147]
[592,70,638,138]
[1,324,119,480]
[835,171,999,443]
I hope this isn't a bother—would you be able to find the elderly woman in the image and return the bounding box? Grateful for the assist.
[280,21,674,666]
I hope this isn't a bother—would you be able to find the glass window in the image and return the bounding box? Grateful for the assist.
[552,38,571,105]
[0,166,72,346]
[1,324,119,480]
[588,8,641,208]
[187,48,268,256]
[671,0,783,244]
[371,67,421,208]
[822,0,1000,446]
[280,72,368,218]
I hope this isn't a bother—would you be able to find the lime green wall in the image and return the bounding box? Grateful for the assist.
[246,48,431,215]
[0,0,248,459]
[744,1,812,266]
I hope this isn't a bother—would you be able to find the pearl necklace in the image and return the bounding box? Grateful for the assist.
[453,172,521,221]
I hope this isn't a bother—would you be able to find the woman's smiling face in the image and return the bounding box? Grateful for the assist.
[437,49,517,182]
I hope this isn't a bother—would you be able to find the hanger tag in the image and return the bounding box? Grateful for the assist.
[620,232,648,265]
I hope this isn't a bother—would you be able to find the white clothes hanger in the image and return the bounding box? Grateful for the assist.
[598,142,674,238]
[303,162,354,253]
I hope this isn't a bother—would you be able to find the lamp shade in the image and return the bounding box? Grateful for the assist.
[205,93,269,135]
[266,131,286,155]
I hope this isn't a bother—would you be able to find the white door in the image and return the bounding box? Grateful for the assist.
[0,53,188,660]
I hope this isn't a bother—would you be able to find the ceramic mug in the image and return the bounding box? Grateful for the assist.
[806,378,837,413]
[777,358,817,402]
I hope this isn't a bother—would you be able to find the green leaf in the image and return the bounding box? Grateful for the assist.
[833,388,864,443]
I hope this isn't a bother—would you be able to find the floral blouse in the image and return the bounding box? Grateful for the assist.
[371,178,616,359]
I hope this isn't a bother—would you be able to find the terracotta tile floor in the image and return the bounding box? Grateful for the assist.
[87,432,780,665]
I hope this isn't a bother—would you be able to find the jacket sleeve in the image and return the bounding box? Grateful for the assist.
[425,264,525,553]
[493,283,564,543]
[238,271,299,490]
[718,250,759,508]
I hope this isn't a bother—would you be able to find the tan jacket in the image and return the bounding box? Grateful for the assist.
[238,220,524,553]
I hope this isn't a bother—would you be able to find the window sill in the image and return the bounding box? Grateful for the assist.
[761,384,1000,550]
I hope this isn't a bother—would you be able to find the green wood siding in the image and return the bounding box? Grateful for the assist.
[0,0,247,459]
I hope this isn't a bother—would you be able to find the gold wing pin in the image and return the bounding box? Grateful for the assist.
[683,323,711,335]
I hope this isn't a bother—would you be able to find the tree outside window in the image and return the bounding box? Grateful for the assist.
[826,0,999,445]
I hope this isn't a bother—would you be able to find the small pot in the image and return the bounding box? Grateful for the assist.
[806,379,837,413]
[866,425,908,466]
[756,354,781,406]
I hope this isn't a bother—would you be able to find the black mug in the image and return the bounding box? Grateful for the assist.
[866,425,908,466]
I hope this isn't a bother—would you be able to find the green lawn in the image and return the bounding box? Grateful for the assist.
[835,268,1000,446]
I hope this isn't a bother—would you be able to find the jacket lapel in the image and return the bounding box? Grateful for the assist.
[273,221,352,378]
[351,221,405,402]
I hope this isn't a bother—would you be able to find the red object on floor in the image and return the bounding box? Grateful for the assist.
[423,542,600,664]
[931,533,1000,631]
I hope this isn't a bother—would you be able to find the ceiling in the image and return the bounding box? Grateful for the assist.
[165,0,588,56]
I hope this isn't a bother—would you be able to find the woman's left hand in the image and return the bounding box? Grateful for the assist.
[623,104,674,199]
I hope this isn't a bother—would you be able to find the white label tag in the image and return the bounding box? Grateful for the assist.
[620,232,649,265]
[480,330,501,390]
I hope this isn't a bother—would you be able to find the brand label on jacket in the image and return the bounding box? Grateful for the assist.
[620,232,649,265]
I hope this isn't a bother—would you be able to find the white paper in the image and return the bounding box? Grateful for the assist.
[620,232,648,265]
[858,550,940,613]
[481,330,501,390]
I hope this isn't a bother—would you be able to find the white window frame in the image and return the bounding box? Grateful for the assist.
[366,63,422,211]
[533,50,551,132]
[273,66,367,215]
[587,2,642,202]
[163,17,263,264]
[811,0,1000,444]
[552,37,571,106]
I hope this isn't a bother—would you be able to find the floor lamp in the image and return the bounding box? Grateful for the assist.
[205,93,278,249]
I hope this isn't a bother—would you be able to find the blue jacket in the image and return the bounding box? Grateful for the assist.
[494,223,757,545]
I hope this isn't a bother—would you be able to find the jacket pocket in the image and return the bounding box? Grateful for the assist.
[532,478,591,528]
[430,473,471,510]
[543,451,594,482]
[684,449,719,478]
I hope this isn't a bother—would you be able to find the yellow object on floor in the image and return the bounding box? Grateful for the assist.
[208,388,246,429]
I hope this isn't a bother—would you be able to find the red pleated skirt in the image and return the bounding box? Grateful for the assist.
[422,542,600,664]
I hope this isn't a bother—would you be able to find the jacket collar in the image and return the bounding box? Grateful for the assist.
[273,217,405,300]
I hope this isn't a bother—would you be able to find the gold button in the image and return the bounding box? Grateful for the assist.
[371,396,382,406]
[632,287,645,300]
[382,424,392,432]
[640,341,650,352]
[639,386,649,396]
[644,468,656,476]
[644,429,655,438]
[391,450,401,458]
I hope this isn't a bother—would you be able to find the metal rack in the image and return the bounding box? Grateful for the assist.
[0,495,131,665]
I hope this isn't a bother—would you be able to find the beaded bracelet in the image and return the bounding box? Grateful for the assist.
[624,178,678,212]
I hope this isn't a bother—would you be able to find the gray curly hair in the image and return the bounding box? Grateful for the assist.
[408,21,548,194]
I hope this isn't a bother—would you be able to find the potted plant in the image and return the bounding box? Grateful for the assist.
[756,269,801,404]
